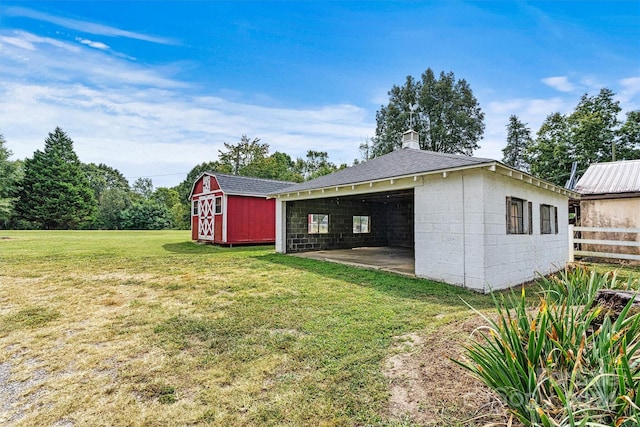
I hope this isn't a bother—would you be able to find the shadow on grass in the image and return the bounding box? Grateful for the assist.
[162,242,275,254]
[256,252,495,309]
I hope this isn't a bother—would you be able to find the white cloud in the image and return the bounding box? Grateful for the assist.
[475,95,572,162]
[0,30,372,188]
[1,30,80,52]
[0,35,36,50]
[1,81,371,187]
[541,76,576,92]
[5,6,176,45]
[76,37,109,50]
[0,31,185,88]
[618,76,640,107]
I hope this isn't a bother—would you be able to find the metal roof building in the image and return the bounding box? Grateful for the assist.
[575,159,640,197]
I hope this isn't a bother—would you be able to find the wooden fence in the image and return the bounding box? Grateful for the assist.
[569,225,640,262]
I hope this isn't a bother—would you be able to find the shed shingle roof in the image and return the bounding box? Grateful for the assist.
[192,173,297,197]
[272,149,494,194]
[574,159,640,195]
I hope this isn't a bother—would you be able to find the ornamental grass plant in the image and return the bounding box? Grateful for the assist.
[455,266,640,427]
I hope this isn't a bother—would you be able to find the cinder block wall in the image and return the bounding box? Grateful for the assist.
[482,173,569,290]
[285,196,413,252]
[415,169,569,292]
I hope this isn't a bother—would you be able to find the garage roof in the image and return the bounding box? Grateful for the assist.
[276,149,493,193]
[575,159,640,195]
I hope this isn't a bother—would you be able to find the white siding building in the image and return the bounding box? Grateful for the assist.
[271,143,578,292]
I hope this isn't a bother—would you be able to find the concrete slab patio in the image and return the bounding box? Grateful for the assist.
[292,246,415,277]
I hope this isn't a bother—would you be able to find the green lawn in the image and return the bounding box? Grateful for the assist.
[0,231,496,426]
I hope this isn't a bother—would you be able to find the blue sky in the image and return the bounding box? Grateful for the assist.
[1,1,639,188]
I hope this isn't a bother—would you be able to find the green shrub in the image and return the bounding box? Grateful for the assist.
[454,266,640,426]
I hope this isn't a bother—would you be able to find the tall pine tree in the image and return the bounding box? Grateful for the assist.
[16,127,97,229]
[0,133,21,227]
[501,115,532,172]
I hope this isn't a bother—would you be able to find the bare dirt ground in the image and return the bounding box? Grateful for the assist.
[384,315,515,426]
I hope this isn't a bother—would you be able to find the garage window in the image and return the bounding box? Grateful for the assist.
[215,197,222,214]
[540,204,558,234]
[308,214,329,234]
[353,215,370,233]
[506,196,532,234]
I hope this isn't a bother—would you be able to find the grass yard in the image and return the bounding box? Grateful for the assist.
[1,231,499,426]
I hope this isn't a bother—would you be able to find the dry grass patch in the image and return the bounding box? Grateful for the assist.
[1,230,497,426]
[384,316,511,426]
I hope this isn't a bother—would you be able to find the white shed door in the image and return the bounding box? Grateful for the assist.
[198,195,215,241]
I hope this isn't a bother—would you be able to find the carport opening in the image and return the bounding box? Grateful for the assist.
[284,189,415,273]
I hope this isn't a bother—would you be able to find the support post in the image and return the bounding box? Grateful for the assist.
[568,224,575,263]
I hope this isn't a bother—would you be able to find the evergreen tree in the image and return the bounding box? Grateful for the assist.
[373,68,485,157]
[0,133,21,227]
[15,127,97,229]
[501,115,532,172]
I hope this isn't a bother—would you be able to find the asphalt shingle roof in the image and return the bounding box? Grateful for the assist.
[574,159,640,195]
[272,149,495,194]
[209,173,297,196]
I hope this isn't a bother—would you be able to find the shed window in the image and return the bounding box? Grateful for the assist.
[506,197,532,235]
[215,197,222,214]
[353,216,370,234]
[540,204,558,234]
[308,214,329,234]
[192,200,199,216]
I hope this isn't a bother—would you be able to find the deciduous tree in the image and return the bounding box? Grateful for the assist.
[527,113,574,187]
[617,110,640,159]
[120,200,173,230]
[299,150,344,180]
[82,163,132,229]
[527,88,640,186]
[569,88,621,165]
[218,135,269,175]
[132,177,154,200]
[373,68,485,157]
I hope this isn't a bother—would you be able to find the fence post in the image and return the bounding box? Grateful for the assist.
[568,224,574,263]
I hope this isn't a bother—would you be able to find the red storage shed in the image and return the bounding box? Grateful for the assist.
[188,172,295,245]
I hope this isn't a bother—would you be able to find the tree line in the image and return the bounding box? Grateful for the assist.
[0,129,345,230]
[2,68,638,230]
[501,88,640,186]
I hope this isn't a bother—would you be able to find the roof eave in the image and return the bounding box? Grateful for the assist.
[187,171,214,201]
[578,191,640,200]
[493,163,581,198]
[270,162,580,200]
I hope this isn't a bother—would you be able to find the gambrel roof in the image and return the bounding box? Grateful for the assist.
[575,159,640,196]
[189,172,296,199]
